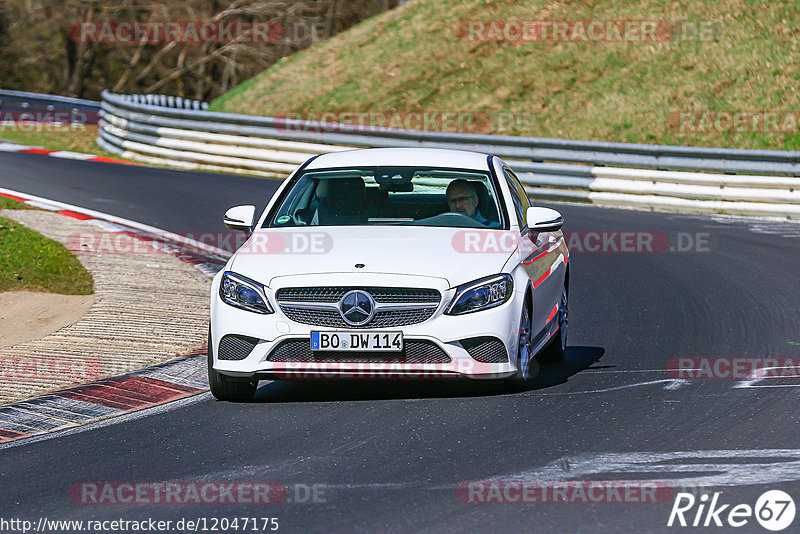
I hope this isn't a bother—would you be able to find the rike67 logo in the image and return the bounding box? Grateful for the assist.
[668,490,795,531]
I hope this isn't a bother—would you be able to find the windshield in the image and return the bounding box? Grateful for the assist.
[265,166,505,229]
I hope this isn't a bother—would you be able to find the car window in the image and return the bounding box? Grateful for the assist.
[265,166,507,229]
[507,169,532,212]
[503,168,529,229]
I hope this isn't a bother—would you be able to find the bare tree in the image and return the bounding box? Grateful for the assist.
[0,0,398,100]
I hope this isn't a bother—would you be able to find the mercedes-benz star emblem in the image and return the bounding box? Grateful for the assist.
[339,290,375,326]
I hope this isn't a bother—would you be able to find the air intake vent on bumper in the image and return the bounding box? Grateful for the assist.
[461,337,508,363]
[218,334,260,361]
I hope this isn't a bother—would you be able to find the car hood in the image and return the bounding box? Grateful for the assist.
[229,226,514,288]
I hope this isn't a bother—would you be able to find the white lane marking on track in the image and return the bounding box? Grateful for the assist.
[0,392,213,451]
[491,449,800,488]
[734,384,800,389]
[0,185,232,258]
[663,379,689,390]
[536,379,681,395]
[735,366,800,388]
[704,214,800,237]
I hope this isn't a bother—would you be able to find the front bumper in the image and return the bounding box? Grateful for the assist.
[210,273,525,380]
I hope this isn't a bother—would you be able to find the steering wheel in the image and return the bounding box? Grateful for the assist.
[440,211,473,218]
[412,212,487,228]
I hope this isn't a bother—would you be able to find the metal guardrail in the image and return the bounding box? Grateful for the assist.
[0,89,101,124]
[98,91,800,219]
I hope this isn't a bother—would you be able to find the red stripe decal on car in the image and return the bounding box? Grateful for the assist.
[523,248,549,266]
[546,303,559,323]
[532,270,550,288]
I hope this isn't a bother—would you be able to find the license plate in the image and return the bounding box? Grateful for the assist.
[310,331,403,352]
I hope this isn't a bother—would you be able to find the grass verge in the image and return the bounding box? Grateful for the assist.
[0,195,34,210]
[0,125,139,163]
[0,216,93,295]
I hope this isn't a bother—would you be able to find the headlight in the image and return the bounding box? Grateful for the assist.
[445,274,514,315]
[219,272,273,314]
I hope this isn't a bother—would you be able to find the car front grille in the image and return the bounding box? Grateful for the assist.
[461,336,508,363]
[276,286,441,328]
[279,307,436,328]
[218,334,260,361]
[265,338,451,364]
[276,287,440,304]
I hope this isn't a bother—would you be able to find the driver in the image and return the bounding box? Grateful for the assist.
[445,179,500,228]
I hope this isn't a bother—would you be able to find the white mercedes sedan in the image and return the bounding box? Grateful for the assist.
[209,148,569,400]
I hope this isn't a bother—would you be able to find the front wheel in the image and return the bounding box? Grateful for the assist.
[208,329,258,401]
[506,301,538,390]
[538,285,568,363]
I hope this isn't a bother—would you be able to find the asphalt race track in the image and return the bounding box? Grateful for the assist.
[1,151,799,533]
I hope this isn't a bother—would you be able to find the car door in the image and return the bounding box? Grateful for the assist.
[503,168,565,339]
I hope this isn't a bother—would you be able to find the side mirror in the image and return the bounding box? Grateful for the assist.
[526,206,563,232]
[224,205,256,235]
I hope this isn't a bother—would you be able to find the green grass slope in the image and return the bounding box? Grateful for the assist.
[210,0,800,150]
[0,198,93,295]
[0,216,93,295]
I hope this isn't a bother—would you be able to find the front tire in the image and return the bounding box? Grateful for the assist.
[506,300,537,390]
[208,329,258,401]
[538,285,568,363]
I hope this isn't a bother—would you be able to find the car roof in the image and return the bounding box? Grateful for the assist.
[305,148,492,171]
